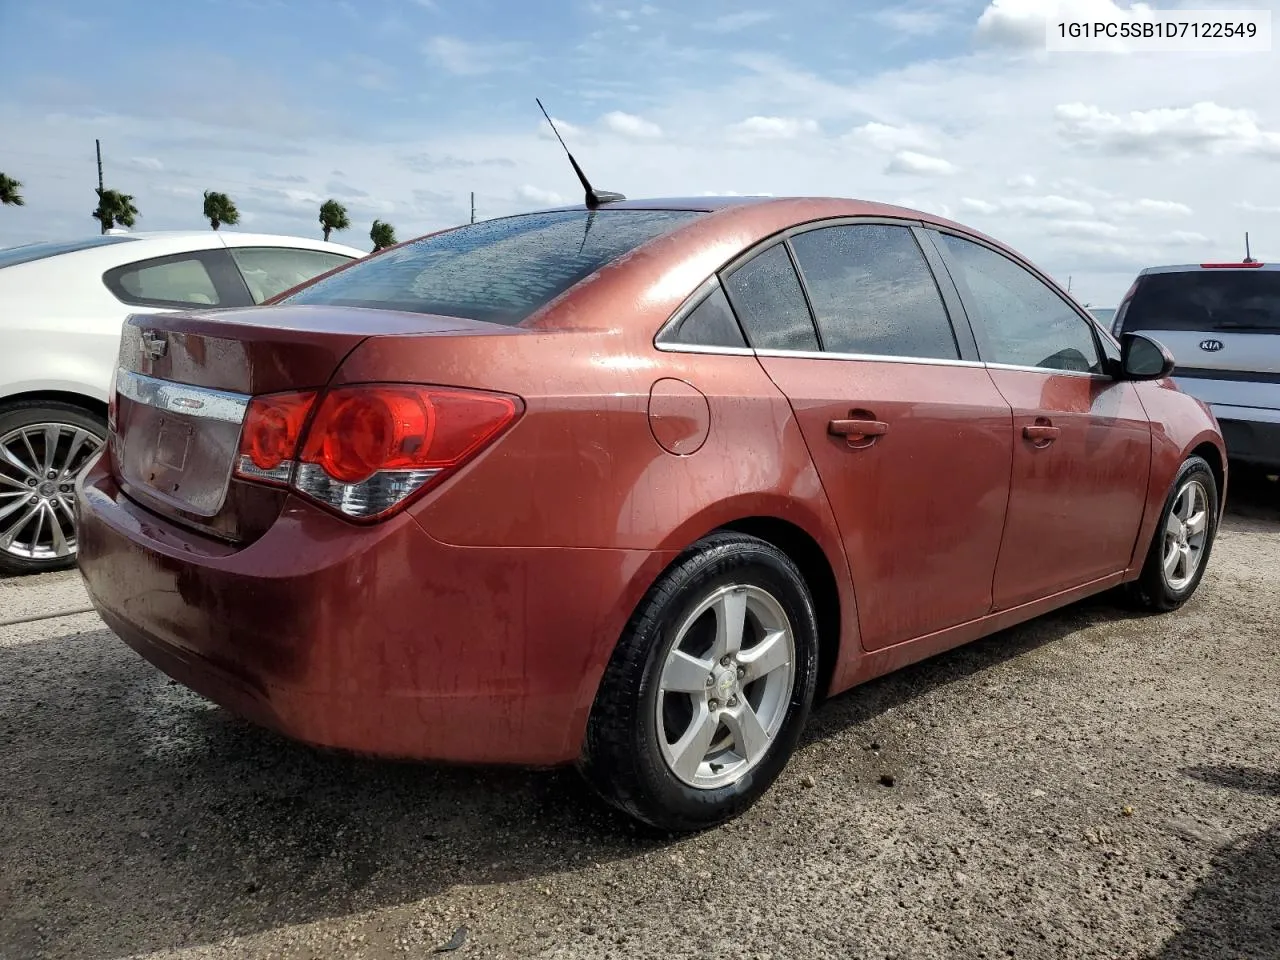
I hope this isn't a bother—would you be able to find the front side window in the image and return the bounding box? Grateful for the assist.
[722,243,820,351]
[939,233,1102,374]
[281,209,703,325]
[230,247,354,303]
[789,224,958,360]
[110,256,221,307]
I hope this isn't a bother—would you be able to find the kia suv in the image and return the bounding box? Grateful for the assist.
[1111,261,1280,470]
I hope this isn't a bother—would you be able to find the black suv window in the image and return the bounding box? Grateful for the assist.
[938,233,1102,374]
[722,243,820,351]
[1121,270,1280,334]
[789,223,958,360]
[281,209,703,325]
[658,281,747,348]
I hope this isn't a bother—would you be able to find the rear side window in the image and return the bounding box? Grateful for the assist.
[722,243,820,351]
[280,209,703,325]
[109,256,222,307]
[658,282,747,348]
[789,224,958,360]
[1122,270,1280,334]
[230,247,354,303]
[0,235,136,269]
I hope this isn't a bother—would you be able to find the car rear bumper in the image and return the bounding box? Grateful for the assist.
[1209,404,1280,469]
[74,453,674,766]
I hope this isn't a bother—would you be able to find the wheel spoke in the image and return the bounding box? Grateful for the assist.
[1175,485,1193,520]
[669,706,719,782]
[1163,542,1181,579]
[0,471,31,491]
[0,443,39,481]
[57,429,93,478]
[29,499,47,552]
[662,650,713,694]
[712,589,748,659]
[1185,510,1207,538]
[0,493,32,524]
[1179,544,1193,578]
[39,425,61,476]
[44,502,69,557]
[723,702,771,765]
[1165,511,1184,540]
[0,500,40,549]
[740,629,792,684]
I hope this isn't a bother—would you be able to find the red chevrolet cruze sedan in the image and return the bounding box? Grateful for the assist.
[75,197,1226,831]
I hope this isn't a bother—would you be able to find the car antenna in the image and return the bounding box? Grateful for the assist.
[536,97,625,209]
[1243,231,1257,263]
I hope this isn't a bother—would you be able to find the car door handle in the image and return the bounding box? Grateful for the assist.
[1023,421,1060,445]
[829,417,889,448]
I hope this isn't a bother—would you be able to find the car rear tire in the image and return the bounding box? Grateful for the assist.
[0,401,107,576]
[1127,455,1219,612]
[579,532,820,832]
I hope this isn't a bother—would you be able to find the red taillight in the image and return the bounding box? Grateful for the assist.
[1200,262,1264,268]
[233,383,522,520]
[233,390,317,485]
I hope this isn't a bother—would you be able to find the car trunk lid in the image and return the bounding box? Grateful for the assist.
[110,305,511,542]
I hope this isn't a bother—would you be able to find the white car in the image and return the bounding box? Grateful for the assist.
[0,230,364,575]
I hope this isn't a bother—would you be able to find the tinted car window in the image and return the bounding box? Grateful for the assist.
[281,209,703,325]
[789,224,958,360]
[113,256,221,306]
[939,233,1102,374]
[658,282,747,348]
[1121,270,1280,334]
[0,235,136,269]
[722,244,820,351]
[230,247,354,303]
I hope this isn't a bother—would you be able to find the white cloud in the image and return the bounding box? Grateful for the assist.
[515,185,566,206]
[698,11,774,32]
[538,116,588,142]
[885,150,956,176]
[602,111,663,139]
[1113,198,1193,217]
[871,5,954,36]
[1044,219,1123,238]
[848,121,935,152]
[1236,200,1280,214]
[1056,101,1280,159]
[960,197,1000,215]
[727,116,820,142]
[1007,173,1036,189]
[128,156,164,171]
[423,36,525,76]
[961,194,1095,217]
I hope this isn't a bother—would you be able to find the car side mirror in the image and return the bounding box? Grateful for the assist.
[1119,332,1176,381]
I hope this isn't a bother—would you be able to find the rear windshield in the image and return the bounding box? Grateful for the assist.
[280,208,704,325]
[1122,269,1280,334]
[0,235,137,269]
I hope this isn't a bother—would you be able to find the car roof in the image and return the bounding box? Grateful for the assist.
[1138,262,1278,275]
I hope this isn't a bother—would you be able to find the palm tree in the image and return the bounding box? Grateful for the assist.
[319,199,350,242]
[370,219,397,251]
[202,191,240,230]
[91,188,139,234]
[0,172,24,207]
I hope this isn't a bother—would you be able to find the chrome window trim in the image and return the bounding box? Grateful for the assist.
[982,361,1110,380]
[754,348,985,368]
[115,369,251,424]
[654,342,756,356]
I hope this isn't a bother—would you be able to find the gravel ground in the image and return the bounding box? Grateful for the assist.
[1,473,1277,960]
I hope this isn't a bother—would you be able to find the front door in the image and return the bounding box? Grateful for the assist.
[721,223,1014,651]
[929,230,1152,609]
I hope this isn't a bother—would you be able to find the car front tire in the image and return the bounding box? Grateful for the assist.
[580,532,820,832]
[0,401,107,576]
[1128,455,1220,612]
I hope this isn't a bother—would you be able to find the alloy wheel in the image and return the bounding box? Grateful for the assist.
[656,583,797,790]
[1162,478,1209,592]
[0,422,103,563]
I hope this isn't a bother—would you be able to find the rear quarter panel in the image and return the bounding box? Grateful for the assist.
[1127,378,1228,577]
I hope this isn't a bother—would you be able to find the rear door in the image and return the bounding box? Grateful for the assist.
[724,221,1014,651]
[928,229,1152,609]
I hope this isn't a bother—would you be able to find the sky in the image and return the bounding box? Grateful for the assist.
[1,0,1278,305]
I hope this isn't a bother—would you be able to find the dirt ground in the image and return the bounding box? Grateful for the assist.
[1,473,1277,960]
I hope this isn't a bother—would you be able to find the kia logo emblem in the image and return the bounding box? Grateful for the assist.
[1199,339,1224,352]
